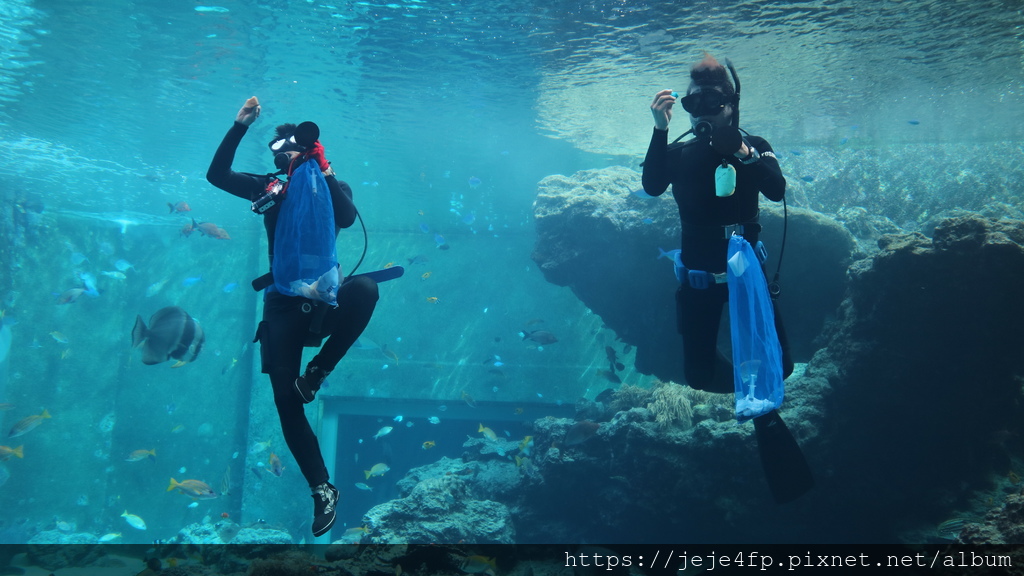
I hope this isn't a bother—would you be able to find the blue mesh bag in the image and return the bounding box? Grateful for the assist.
[273,159,339,306]
[727,234,784,422]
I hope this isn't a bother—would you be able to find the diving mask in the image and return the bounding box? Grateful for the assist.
[681,89,736,117]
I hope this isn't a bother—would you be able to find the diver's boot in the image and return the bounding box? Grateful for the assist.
[294,363,330,404]
[310,482,339,537]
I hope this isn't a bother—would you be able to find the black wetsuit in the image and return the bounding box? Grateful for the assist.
[642,127,792,391]
[207,121,379,488]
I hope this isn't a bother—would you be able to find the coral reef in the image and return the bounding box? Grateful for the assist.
[646,380,694,430]
[362,472,515,544]
[959,494,1024,544]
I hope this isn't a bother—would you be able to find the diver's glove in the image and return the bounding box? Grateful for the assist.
[306,141,332,173]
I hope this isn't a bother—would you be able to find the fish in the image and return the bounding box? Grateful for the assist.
[56,288,86,304]
[419,223,430,233]
[426,296,440,304]
[180,221,195,237]
[121,510,147,530]
[267,453,284,477]
[221,465,232,496]
[596,369,621,384]
[460,555,497,574]
[125,448,156,462]
[907,119,920,125]
[800,175,815,183]
[594,388,616,404]
[467,176,482,188]
[222,282,238,293]
[518,436,534,455]
[182,276,203,287]
[520,330,558,345]
[0,404,13,411]
[478,423,497,440]
[364,463,390,479]
[427,416,441,425]
[407,255,429,265]
[564,420,600,446]
[131,306,205,366]
[145,278,169,297]
[8,409,50,438]
[0,445,24,461]
[101,271,127,280]
[373,426,394,440]
[936,518,969,540]
[114,259,135,272]
[98,532,122,542]
[193,219,231,239]
[166,477,218,499]
[461,391,476,408]
[168,201,191,213]
[421,271,431,280]
[434,233,447,247]
[422,440,435,450]
[354,482,373,491]
[50,331,69,344]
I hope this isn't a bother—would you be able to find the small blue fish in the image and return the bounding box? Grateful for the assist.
[800,175,815,183]
[789,150,802,156]
[462,212,476,225]
[642,218,654,224]
[419,223,429,233]
[468,176,482,188]
[434,233,447,247]
[114,259,135,272]
[70,252,89,266]
[907,119,920,125]
[222,283,238,293]
[182,276,203,287]
[657,247,680,261]
[194,5,229,12]
[839,137,849,145]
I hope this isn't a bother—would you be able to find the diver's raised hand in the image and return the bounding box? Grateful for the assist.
[650,89,676,131]
[236,96,260,126]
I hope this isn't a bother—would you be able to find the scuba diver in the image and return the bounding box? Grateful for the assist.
[206,96,379,536]
[642,54,813,503]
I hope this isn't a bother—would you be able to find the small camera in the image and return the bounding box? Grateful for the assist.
[252,179,285,214]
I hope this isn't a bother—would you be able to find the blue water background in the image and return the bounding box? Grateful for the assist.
[0,0,1022,544]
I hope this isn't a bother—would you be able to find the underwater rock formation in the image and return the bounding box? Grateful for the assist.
[531,166,857,382]
[959,493,1024,544]
[804,214,1024,540]
[26,532,104,570]
[353,214,1024,544]
[363,469,515,544]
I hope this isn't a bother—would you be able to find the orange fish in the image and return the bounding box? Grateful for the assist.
[180,221,195,237]
[268,453,284,475]
[125,448,156,462]
[221,512,230,519]
[0,445,24,461]
[168,202,191,214]
[193,219,231,240]
[426,296,439,304]
[8,409,50,438]
[166,478,218,499]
